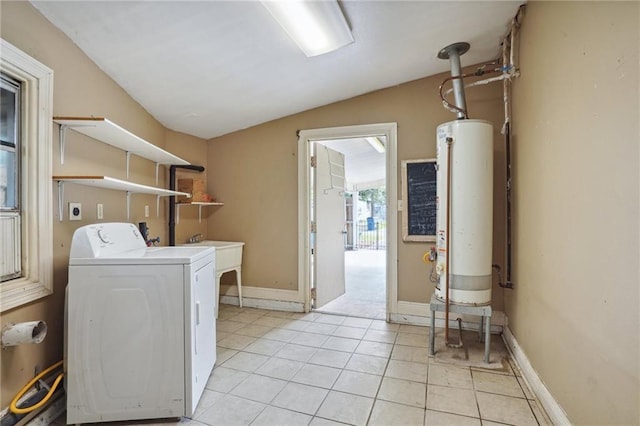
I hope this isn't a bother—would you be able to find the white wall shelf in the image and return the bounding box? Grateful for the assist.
[53,116,190,184]
[176,202,224,224]
[53,176,191,221]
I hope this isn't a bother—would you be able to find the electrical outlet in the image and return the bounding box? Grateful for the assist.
[144,205,150,218]
[97,203,104,220]
[69,202,82,221]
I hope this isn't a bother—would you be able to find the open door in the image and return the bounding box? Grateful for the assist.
[312,144,346,308]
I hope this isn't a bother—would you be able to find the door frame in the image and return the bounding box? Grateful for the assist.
[297,123,398,319]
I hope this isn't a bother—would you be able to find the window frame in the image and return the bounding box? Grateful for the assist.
[0,38,54,312]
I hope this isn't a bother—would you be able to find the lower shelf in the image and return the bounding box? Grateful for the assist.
[53,176,191,221]
[176,202,224,223]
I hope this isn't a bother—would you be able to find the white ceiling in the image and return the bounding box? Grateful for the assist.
[31,1,524,140]
[319,137,386,189]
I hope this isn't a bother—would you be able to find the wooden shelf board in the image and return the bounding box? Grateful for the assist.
[53,117,189,165]
[53,175,191,197]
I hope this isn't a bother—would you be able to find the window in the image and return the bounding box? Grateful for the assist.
[1,73,22,281]
[0,38,53,312]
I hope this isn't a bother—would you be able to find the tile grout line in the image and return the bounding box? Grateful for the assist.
[216,306,533,426]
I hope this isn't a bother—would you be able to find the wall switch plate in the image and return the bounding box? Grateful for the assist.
[97,203,104,220]
[144,205,150,218]
[69,202,82,221]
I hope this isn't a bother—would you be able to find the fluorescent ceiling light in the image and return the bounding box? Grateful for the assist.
[261,0,354,57]
[366,137,385,153]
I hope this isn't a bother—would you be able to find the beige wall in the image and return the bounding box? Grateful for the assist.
[0,1,208,408]
[509,2,639,424]
[206,72,506,304]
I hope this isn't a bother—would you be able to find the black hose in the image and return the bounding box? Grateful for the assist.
[169,164,205,246]
[1,389,49,426]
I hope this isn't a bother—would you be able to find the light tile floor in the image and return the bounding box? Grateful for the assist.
[316,250,386,319]
[54,305,552,426]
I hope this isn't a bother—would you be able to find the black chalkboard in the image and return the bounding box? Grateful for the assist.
[402,159,437,241]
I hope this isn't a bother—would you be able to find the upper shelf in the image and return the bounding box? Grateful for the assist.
[53,175,191,197]
[53,116,189,166]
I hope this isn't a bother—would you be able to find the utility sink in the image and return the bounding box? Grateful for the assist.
[186,241,244,269]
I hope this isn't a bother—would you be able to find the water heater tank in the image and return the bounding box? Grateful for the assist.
[435,119,493,306]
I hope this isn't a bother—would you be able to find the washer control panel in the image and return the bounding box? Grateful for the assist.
[70,223,147,259]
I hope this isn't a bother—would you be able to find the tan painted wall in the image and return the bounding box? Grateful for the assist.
[0,2,207,408]
[206,72,507,305]
[509,2,639,424]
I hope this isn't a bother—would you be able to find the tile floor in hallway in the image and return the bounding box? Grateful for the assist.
[316,250,386,320]
[56,304,552,426]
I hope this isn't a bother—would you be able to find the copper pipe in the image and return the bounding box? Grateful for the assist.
[439,75,469,119]
[444,137,453,345]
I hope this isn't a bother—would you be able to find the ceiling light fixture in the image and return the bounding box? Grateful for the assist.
[261,0,354,57]
[366,137,385,153]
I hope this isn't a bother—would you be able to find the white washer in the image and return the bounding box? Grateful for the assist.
[65,223,216,424]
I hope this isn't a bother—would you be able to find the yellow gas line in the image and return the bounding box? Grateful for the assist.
[9,360,64,415]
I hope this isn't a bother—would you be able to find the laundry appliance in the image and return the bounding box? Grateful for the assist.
[65,222,216,424]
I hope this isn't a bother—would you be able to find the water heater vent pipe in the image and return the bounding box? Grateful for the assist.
[438,42,470,120]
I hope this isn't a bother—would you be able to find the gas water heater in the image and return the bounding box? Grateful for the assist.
[435,120,493,305]
[435,42,494,306]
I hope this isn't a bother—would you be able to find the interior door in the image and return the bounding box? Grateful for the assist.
[313,144,346,308]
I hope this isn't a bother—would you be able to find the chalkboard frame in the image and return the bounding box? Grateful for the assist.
[401,158,437,242]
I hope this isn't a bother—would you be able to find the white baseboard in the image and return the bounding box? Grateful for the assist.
[220,284,302,303]
[219,284,303,312]
[220,295,304,312]
[393,301,504,333]
[502,326,570,425]
[218,293,505,330]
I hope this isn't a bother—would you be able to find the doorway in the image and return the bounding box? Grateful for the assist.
[297,123,398,320]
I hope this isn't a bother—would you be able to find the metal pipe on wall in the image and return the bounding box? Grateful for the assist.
[169,164,205,246]
[438,42,470,120]
[444,137,453,345]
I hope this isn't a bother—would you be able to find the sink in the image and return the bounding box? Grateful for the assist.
[185,241,244,269]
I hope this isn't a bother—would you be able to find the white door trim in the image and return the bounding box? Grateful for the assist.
[297,123,398,318]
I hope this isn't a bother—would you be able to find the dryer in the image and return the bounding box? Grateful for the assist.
[65,223,216,424]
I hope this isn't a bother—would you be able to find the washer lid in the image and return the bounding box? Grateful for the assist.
[69,246,215,265]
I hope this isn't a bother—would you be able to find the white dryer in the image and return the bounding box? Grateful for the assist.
[65,223,216,424]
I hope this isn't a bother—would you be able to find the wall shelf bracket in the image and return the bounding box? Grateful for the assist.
[57,181,64,221]
[57,122,98,165]
[126,191,132,220]
[126,151,132,179]
[59,125,68,165]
